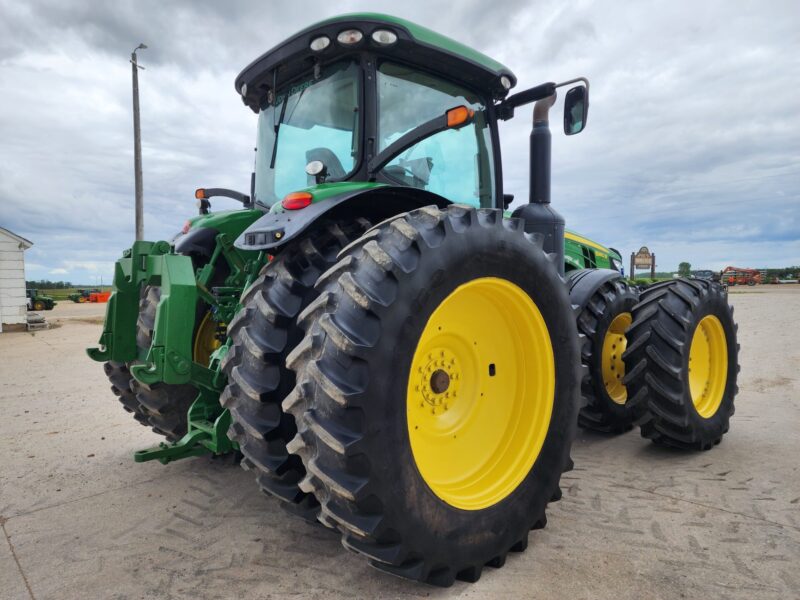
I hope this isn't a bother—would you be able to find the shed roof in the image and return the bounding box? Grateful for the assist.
[0,227,33,249]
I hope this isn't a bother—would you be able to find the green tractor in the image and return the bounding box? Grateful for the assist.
[89,14,739,586]
[26,288,56,311]
[68,288,99,303]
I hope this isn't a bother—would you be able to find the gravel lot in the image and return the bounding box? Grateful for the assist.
[1,288,798,599]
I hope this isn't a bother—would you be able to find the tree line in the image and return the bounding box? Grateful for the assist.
[25,279,75,289]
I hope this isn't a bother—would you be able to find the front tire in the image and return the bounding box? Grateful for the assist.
[623,279,739,449]
[285,206,581,586]
[573,276,640,433]
[128,286,200,442]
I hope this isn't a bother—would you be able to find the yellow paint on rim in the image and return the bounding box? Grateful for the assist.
[688,315,728,418]
[602,312,631,404]
[406,277,555,511]
[193,311,222,366]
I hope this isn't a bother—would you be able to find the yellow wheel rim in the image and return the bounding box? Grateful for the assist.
[688,315,727,418]
[406,277,555,511]
[193,311,222,366]
[601,312,631,404]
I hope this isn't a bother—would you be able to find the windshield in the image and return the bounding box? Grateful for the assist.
[377,62,494,207]
[254,60,360,206]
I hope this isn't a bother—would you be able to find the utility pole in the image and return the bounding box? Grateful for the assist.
[131,43,147,241]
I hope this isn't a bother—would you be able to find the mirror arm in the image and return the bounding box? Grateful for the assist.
[496,82,556,121]
[368,112,473,177]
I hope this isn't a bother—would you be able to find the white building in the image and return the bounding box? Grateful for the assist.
[0,227,33,332]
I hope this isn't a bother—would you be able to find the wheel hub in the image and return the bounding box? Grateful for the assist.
[414,349,461,415]
[601,312,632,404]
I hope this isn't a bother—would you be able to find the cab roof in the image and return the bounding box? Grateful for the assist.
[235,13,517,112]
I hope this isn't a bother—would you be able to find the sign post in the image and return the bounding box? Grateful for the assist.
[631,246,656,279]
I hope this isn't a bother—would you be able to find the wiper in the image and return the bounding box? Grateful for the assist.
[270,95,288,169]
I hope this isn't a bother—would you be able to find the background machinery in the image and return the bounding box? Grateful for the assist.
[26,288,55,311]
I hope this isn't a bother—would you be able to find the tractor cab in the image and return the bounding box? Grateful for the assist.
[249,58,497,208]
[235,13,588,262]
[237,14,513,210]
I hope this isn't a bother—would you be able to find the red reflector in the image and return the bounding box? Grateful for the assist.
[182,220,191,234]
[281,192,313,210]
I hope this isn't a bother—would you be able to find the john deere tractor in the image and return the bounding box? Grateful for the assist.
[89,13,739,587]
[26,289,56,311]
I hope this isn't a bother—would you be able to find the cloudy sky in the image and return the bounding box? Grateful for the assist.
[1,0,798,283]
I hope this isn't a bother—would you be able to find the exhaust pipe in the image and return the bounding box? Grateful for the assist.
[511,93,566,274]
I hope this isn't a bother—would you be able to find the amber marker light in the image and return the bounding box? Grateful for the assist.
[446,105,475,128]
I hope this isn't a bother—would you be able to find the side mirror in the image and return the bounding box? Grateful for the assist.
[563,85,589,135]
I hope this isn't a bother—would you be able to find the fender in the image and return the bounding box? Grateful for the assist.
[567,268,623,312]
[234,184,451,251]
[174,226,219,259]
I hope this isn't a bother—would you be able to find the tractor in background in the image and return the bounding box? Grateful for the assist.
[68,288,100,303]
[26,289,56,311]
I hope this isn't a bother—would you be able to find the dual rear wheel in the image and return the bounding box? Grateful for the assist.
[231,205,581,585]
[574,273,738,449]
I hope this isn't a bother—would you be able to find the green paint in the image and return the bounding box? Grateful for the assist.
[269,181,387,214]
[564,231,619,270]
[312,13,514,80]
[188,208,263,238]
[26,289,56,310]
[133,325,238,464]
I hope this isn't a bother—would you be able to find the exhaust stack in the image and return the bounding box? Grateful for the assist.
[511,93,566,274]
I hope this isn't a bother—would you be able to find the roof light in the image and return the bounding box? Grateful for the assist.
[281,191,313,210]
[310,35,330,52]
[446,105,475,128]
[305,160,325,176]
[500,76,512,90]
[371,29,397,45]
[337,29,363,45]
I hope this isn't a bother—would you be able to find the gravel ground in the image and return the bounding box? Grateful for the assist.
[1,288,798,599]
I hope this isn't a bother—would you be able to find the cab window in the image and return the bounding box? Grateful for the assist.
[254,61,360,206]
[377,63,495,207]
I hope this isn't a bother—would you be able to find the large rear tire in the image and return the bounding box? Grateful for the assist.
[623,279,739,449]
[222,220,371,521]
[285,206,581,586]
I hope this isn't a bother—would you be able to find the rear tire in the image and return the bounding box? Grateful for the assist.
[222,220,371,522]
[574,277,640,433]
[623,279,739,450]
[285,206,580,586]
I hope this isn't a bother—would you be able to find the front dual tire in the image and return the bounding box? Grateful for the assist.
[623,278,739,449]
[283,206,581,586]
